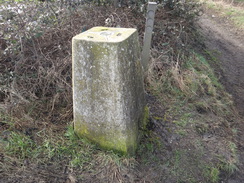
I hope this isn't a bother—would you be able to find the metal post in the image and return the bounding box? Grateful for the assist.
[141,2,157,72]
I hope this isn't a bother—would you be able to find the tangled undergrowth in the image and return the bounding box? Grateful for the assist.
[0,0,239,182]
[0,0,201,130]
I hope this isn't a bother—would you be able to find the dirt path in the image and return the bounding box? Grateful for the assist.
[197,12,244,183]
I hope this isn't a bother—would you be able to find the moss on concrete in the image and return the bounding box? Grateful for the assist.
[74,105,148,156]
[75,119,137,156]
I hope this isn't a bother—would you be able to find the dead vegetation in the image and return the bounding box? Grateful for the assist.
[0,0,240,182]
[0,0,201,131]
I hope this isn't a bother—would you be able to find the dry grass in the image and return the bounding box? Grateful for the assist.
[201,0,244,29]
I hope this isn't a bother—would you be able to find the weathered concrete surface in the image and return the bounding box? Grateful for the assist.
[72,27,145,155]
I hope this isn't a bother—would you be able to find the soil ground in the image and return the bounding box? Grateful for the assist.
[197,8,244,182]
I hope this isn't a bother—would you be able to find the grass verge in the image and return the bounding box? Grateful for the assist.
[143,51,238,182]
[0,123,136,182]
[202,0,244,28]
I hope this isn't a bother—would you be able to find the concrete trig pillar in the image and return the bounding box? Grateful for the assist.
[72,27,146,155]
